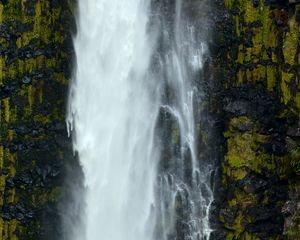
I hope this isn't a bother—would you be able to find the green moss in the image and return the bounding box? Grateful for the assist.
[267,66,276,91]
[283,16,298,66]
[0,3,3,23]
[33,187,61,206]
[244,1,259,23]
[223,0,300,239]
[2,0,22,22]
[226,131,266,170]
[3,98,10,123]
[231,168,248,180]
[224,0,233,8]
[235,188,257,208]
[0,56,4,84]
[33,114,52,124]
[234,212,245,232]
[0,0,73,238]
[281,71,294,104]
[242,232,260,240]
[289,148,300,175]
[252,65,266,82]
[261,5,276,49]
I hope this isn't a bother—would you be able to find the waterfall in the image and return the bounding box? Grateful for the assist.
[66,0,213,240]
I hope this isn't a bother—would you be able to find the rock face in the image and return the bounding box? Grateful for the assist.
[0,1,75,239]
[213,0,300,239]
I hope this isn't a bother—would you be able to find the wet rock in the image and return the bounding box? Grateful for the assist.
[219,207,238,225]
[14,172,33,187]
[22,76,31,84]
[224,100,248,116]
[246,206,284,236]
[0,0,8,5]
[210,230,227,240]
[287,126,300,137]
[15,125,29,135]
[253,0,260,7]
[236,121,253,132]
[6,177,15,188]
[282,200,297,216]
[289,0,300,4]
[0,84,18,98]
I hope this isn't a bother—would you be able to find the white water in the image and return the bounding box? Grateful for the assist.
[67,0,213,240]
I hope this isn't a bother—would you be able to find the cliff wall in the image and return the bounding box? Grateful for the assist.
[0,1,74,239]
[215,0,300,239]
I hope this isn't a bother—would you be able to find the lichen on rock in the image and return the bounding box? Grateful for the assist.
[0,0,75,239]
[216,0,300,239]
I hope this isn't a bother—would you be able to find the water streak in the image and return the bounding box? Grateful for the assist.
[150,1,214,239]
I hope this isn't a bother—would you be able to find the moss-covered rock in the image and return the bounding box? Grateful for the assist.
[0,1,75,239]
[216,0,300,239]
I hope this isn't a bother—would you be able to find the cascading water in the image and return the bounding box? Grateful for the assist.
[66,0,213,240]
[152,1,213,240]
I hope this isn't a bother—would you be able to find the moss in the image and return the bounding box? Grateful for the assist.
[224,0,233,8]
[267,65,276,91]
[283,16,298,66]
[235,188,257,208]
[223,0,300,239]
[242,232,260,240]
[261,6,276,49]
[33,1,42,34]
[295,94,300,116]
[237,45,244,64]
[225,131,269,170]
[3,220,19,240]
[3,98,10,123]
[0,0,74,238]
[28,84,34,111]
[231,168,248,180]
[0,57,4,85]
[252,65,266,82]
[244,1,259,23]
[237,69,244,85]
[0,3,3,23]
[281,71,294,104]
[289,148,300,175]
[8,130,16,141]
[2,1,22,22]
[33,114,52,124]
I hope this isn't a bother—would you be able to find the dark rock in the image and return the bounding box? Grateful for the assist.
[224,100,248,116]
[0,0,8,5]
[236,121,253,132]
[209,230,227,240]
[287,126,300,137]
[282,200,297,216]
[15,125,29,135]
[14,172,33,186]
[22,76,31,84]
[6,177,15,188]
[253,0,260,7]
[219,207,238,225]
[289,0,300,4]
[246,205,284,236]
[265,0,288,6]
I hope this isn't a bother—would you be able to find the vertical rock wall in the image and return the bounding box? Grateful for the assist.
[0,1,74,239]
[215,0,300,239]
